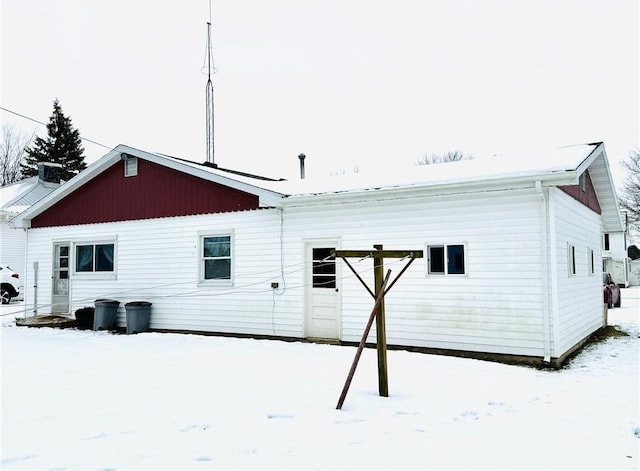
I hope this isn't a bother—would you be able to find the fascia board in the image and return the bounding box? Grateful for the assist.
[279,171,576,207]
[14,145,286,227]
[12,149,122,228]
[118,146,286,206]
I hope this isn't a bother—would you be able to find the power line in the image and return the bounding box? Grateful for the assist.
[0,106,112,150]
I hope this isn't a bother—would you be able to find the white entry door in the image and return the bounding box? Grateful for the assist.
[51,243,70,314]
[305,242,340,339]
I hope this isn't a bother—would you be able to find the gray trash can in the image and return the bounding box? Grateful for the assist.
[125,301,152,334]
[93,299,119,331]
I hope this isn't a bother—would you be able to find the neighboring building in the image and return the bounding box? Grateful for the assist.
[0,163,62,282]
[602,213,631,287]
[12,142,624,366]
[630,258,640,286]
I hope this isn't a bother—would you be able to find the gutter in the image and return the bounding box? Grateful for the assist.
[536,181,552,363]
[280,170,578,208]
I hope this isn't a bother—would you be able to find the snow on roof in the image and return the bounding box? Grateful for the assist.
[257,143,599,197]
[118,143,599,200]
[0,176,60,215]
[0,177,37,208]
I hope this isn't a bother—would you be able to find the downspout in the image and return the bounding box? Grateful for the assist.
[26,227,38,316]
[22,227,29,318]
[536,181,552,363]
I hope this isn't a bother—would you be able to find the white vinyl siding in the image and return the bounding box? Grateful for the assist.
[283,188,546,357]
[0,220,26,278]
[23,209,299,337]
[21,184,606,362]
[550,188,603,356]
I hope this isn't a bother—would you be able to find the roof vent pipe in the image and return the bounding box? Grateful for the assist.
[298,153,306,180]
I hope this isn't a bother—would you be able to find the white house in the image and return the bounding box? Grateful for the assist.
[602,222,630,287]
[12,142,623,366]
[0,163,61,280]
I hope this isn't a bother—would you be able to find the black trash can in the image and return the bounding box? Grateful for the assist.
[93,299,120,330]
[75,307,95,330]
[125,301,152,334]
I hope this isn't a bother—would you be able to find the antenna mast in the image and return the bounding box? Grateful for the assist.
[205,4,215,165]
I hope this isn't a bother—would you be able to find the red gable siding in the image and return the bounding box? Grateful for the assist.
[559,170,601,214]
[31,159,260,228]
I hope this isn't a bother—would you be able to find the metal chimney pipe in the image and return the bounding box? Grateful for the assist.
[298,153,306,179]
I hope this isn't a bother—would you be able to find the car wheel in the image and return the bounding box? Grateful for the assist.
[614,295,621,308]
[0,289,10,304]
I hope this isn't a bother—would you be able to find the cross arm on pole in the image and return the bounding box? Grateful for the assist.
[333,250,423,259]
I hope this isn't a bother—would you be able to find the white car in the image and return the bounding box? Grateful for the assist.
[0,265,21,304]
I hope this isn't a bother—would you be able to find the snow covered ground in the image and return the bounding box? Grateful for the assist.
[1,289,638,470]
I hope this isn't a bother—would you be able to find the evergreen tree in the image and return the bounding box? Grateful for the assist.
[21,99,87,181]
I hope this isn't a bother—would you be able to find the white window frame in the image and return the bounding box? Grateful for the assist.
[72,239,117,279]
[567,243,577,276]
[198,231,234,286]
[425,243,467,276]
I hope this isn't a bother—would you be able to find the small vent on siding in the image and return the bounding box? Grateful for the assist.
[122,154,138,177]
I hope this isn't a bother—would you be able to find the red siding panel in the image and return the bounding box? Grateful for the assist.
[32,159,260,228]
[559,170,601,214]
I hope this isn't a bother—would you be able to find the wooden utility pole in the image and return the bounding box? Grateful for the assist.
[333,245,423,407]
[336,270,391,409]
[372,244,388,396]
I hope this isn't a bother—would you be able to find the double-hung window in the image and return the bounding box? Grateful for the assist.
[75,242,115,273]
[427,244,466,275]
[201,234,232,283]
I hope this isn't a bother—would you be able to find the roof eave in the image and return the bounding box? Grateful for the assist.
[279,170,577,206]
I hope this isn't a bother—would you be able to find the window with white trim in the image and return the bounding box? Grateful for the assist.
[200,234,232,282]
[588,248,595,275]
[567,243,576,276]
[75,243,115,273]
[427,244,466,275]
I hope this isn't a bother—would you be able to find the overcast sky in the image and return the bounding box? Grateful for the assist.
[1,0,638,184]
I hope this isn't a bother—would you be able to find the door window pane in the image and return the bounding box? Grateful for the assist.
[312,248,336,288]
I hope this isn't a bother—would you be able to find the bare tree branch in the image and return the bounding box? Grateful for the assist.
[619,148,640,232]
[0,124,34,186]
[416,150,474,166]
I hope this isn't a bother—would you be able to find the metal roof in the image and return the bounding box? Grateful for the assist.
[0,176,59,216]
